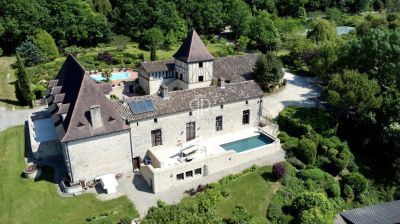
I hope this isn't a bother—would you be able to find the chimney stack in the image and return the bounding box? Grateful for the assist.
[160,85,169,99]
[90,105,103,129]
[218,77,226,89]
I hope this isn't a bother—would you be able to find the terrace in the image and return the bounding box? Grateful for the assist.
[141,127,282,192]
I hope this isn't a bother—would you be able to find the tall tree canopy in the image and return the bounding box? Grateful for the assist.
[247,12,281,52]
[307,19,337,42]
[324,70,382,113]
[254,52,284,90]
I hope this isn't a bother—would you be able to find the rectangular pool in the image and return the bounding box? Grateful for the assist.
[90,72,130,82]
[220,134,274,153]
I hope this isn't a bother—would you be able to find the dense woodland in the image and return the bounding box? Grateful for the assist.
[1,0,400,223]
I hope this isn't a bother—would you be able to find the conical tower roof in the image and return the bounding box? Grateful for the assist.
[173,29,214,63]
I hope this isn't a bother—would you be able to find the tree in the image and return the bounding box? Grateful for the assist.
[227,0,252,38]
[307,19,337,42]
[14,53,34,106]
[236,36,249,52]
[45,0,111,47]
[101,68,112,82]
[254,53,284,91]
[275,0,309,17]
[31,29,59,60]
[339,29,400,87]
[247,12,281,52]
[0,0,50,52]
[16,41,46,66]
[324,70,382,113]
[87,0,112,16]
[111,35,130,51]
[143,28,164,61]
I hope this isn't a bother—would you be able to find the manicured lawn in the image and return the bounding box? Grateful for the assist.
[0,126,138,224]
[0,56,24,109]
[215,166,279,223]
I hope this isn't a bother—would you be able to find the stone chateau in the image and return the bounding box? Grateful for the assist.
[39,29,281,193]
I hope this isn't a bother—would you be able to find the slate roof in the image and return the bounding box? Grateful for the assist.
[337,200,400,224]
[139,53,260,82]
[47,54,129,143]
[112,80,263,122]
[140,59,174,73]
[213,53,259,82]
[173,29,214,63]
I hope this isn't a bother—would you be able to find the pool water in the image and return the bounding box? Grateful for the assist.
[90,72,130,82]
[220,134,274,153]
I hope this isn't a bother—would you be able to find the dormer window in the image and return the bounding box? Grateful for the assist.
[108,116,115,122]
[199,62,203,68]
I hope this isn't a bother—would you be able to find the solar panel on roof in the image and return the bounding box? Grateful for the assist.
[128,100,155,114]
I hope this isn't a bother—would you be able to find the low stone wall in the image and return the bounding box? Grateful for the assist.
[141,139,282,193]
[28,114,62,160]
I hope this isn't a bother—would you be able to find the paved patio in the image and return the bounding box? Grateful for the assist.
[263,69,322,119]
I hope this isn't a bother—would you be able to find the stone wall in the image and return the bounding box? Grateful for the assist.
[129,97,262,159]
[65,130,133,183]
[141,139,281,193]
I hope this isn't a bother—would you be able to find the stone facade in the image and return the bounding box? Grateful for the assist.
[141,135,281,193]
[129,97,262,159]
[61,130,133,183]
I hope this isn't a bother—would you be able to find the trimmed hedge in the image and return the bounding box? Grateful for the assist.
[296,138,317,165]
[278,106,335,137]
[341,172,368,200]
[297,168,340,198]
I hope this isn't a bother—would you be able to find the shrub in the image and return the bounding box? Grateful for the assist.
[342,184,354,200]
[273,162,287,180]
[296,138,317,165]
[298,207,332,224]
[342,172,368,199]
[287,157,306,169]
[282,136,299,152]
[197,190,222,213]
[305,130,322,146]
[278,107,335,136]
[297,168,340,198]
[221,189,230,198]
[97,51,114,64]
[267,191,286,224]
[231,205,254,224]
[292,192,332,214]
[119,216,133,224]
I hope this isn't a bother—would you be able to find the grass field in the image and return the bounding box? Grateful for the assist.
[215,166,279,223]
[0,126,138,224]
[0,56,23,109]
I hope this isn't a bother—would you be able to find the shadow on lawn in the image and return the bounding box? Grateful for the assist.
[0,98,24,106]
[261,171,275,182]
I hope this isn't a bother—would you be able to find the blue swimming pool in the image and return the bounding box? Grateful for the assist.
[90,72,130,82]
[220,134,274,153]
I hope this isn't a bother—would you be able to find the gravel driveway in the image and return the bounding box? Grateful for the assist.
[0,105,44,131]
[263,69,322,119]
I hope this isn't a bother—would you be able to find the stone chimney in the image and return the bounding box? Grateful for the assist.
[160,85,169,99]
[218,77,225,89]
[90,105,103,129]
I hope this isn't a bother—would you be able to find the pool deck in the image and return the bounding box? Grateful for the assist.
[150,127,272,169]
[88,69,138,87]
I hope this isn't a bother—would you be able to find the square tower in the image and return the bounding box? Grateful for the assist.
[173,29,214,89]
